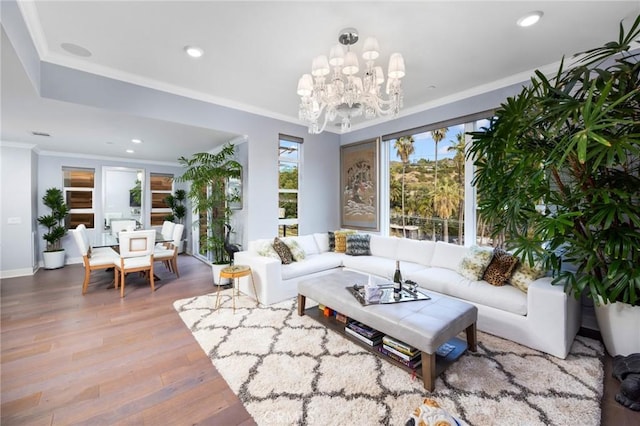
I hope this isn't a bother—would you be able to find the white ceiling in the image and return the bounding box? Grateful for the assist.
[2,1,639,163]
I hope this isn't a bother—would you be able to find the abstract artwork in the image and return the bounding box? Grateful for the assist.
[340,138,379,230]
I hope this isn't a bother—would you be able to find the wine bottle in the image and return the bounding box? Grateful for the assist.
[393,260,402,298]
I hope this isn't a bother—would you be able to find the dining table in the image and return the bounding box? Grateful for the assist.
[92,231,171,249]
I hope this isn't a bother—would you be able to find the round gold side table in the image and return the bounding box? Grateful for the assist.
[215,265,260,312]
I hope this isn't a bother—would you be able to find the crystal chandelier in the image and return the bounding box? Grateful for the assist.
[297,28,405,134]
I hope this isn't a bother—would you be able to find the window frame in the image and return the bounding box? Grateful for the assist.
[63,167,95,229]
[149,173,174,227]
[278,134,302,236]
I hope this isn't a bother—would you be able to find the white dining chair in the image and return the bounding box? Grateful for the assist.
[114,230,156,297]
[154,223,184,277]
[72,225,119,294]
[111,219,137,236]
[160,220,176,240]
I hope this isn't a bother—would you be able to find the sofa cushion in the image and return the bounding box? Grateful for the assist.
[457,245,494,281]
[290,235,319,256]
[510,260,546,293]
[346,233,371,256]
[273,237,293,264]
[280,254,343,280]
[283,238,306,261]
[430,242,469,271]
[408,267,528,316]
[396,239,436,266]
[483,248,518,286]
[314,233,330,253]
[343,256,426,280]
[369,235,400,259]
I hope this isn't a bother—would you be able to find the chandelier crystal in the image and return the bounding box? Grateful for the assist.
[297,28,405,134]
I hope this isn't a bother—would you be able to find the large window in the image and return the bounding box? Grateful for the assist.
[278,134,302,237]
[384,113,492,246]
[63,167,95,228]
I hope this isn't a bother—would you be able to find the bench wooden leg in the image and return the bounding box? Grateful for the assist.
[466,322,477,352]
[297,294,306,316]
[421,352,436,391]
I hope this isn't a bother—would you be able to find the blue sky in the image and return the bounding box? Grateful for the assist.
[390,123,465,162]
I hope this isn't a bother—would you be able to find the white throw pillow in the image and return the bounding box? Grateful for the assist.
[255,239,280,260]
[282,238,306,261]
[510,260,546,293]
[457,245,494,280]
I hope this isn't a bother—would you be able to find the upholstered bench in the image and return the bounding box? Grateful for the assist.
[297,269,478,391]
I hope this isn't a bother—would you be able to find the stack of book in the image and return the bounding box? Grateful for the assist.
[344,321,384,346]
[378,335,422,369]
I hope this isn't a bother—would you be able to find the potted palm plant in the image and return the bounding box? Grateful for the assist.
[468,16,640,356]
[37,187,70,269]
[175,143,242,284]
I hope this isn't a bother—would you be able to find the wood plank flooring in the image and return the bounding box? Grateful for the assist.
[1,255,255,426]
[2,255,638,425]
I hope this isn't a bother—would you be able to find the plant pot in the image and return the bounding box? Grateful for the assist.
[594,296,640,356]
[43,250,66,269]
[211,263,231,286]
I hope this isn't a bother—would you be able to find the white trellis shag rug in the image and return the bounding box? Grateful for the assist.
[174,290,604,426]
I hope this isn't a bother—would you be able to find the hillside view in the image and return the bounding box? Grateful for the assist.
[390,125,468,244]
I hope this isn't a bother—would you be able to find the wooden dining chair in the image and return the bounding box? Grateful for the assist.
[114,230,156,297]
[71,225,119,294]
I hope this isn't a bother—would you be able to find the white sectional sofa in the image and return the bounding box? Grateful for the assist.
[234,233,581,359]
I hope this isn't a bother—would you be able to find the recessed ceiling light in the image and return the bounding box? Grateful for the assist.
[517,11,543,27]
[60,42,92,57]
[131,138,142,144]
[126,149,135,154]
[184,45,204,58]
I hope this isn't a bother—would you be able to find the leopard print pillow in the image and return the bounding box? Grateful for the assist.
[272,237,293,264]
[482,248,518,286]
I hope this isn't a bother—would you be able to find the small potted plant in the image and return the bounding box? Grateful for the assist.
[37,187,70,269]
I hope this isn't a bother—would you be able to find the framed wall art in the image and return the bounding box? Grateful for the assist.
[340,138,379,231]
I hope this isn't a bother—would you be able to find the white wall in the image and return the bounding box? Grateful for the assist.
[0,143,37,277]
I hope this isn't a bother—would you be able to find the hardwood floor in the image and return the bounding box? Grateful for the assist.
[1,255,255,425]
[2,255,638,425]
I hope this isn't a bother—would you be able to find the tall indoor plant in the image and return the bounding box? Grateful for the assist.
[176,143,242,270]
[37,187,70,269]
[468,16,639,355]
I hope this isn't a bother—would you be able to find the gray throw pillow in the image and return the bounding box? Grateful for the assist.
[345,233,371,256]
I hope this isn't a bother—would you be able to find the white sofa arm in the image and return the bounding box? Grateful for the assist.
[234,251,282,305]
[527,276,581,358]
